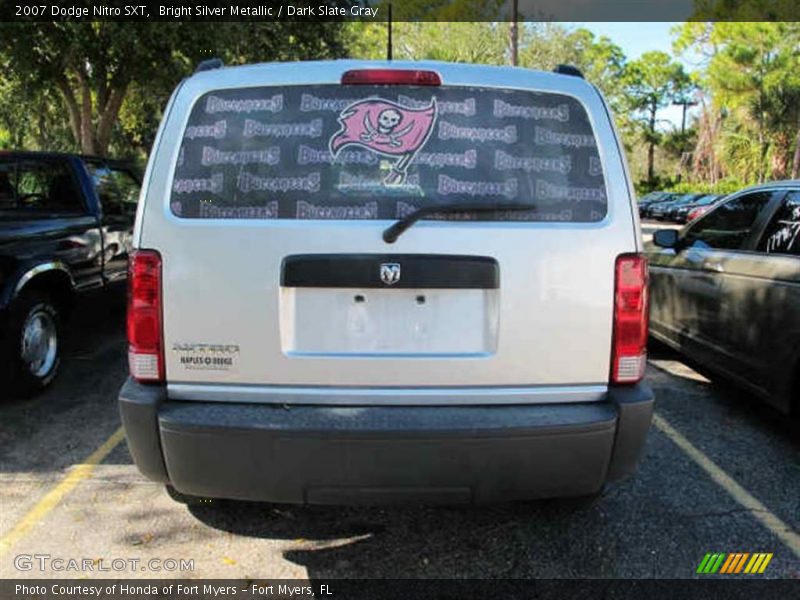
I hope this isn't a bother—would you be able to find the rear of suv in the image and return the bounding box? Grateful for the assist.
[119,60,653,504]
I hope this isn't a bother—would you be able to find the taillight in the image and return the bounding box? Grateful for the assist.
[127,250,164,383]
[687,207,704,222]
[341,69,442,86]
[611,254,649,384]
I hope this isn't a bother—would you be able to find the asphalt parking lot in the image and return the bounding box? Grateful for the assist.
[1,237,798,580]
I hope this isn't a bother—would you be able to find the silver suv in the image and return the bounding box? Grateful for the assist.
[119,60,654,504]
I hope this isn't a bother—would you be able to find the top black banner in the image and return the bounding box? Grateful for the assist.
[1,0,799,22]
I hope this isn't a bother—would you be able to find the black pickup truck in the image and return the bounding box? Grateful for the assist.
[0,151,140,397]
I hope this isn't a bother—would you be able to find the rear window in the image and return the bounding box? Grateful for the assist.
[170,85,607,222]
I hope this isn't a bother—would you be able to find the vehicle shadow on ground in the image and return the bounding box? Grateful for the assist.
[187,496,616,577]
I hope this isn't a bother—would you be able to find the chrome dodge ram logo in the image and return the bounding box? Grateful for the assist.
[380,263,401,285]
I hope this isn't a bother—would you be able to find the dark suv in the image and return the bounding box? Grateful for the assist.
[0,151,140,396]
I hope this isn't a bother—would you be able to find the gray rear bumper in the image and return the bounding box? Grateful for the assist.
[119,379,653,504]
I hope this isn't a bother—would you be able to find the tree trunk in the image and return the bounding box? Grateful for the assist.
[95,83,128,155]
[77,69,97,155]
[647,106,657,185]
[757,88,767,183]
[792,118,800,180]
[508,0,518,66]
[55,78,82,151]
[55,69,130,156]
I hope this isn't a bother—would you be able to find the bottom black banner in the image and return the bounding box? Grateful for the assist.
[1,579,797,600]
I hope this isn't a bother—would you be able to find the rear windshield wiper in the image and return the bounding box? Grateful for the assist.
[383,201,538,243]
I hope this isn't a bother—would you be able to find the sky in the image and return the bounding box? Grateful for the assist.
[574,22,681,59]
[570,22,698,129]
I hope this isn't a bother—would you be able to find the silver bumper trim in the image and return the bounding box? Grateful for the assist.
[166,383,608,406]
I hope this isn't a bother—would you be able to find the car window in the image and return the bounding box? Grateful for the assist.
[170,85,607,222]
[0,160,16,210]
[86,163,140,216]
[682,191,775,251]
[695,195,720,206]
[758,191,800,256]
[0,158,85,218]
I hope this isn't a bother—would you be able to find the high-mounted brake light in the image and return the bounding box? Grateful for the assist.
[611,254,649,384]
[127,250,164,383]
[341,69,442,86]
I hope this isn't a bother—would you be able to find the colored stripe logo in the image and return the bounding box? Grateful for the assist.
[697,552,773,574]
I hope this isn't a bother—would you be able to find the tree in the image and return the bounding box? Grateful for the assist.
[520,26,627,110]
[622,51,691,186]
[0,24,193,154]
[349,21,507,64]
[0,58,73,151]
[675,21,800,182]
[0,22,350,155]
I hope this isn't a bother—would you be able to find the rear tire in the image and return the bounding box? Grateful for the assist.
[0,291,62,398]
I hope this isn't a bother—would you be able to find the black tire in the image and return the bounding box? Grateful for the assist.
[0,291,62,398]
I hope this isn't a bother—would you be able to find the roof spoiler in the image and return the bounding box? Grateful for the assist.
[194,58,224,74]
[553,64,584,79]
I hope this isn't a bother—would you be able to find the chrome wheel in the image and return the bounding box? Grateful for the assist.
[20,308,58,378]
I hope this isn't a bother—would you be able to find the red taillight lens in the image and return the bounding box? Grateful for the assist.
[611,254,649,384]
[127,250,164,383]
[341,69,442,86]
[687,207,704,222]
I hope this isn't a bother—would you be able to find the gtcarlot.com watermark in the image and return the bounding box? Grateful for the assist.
[14,553,194,572]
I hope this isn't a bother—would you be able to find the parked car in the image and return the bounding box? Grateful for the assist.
[665,194,716,223]
[637,191,669,210]
[648,182,800,414]
[639,192,675,218]
[642,193,683,219]
[0,151,140,396]
[649,194,701,220]
[638,192,667,204]
[684,194,725,223]
[119,60,654,505]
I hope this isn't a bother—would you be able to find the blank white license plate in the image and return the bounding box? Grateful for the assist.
[280,287,498,356]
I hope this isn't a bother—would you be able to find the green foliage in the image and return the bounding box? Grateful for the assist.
[349,21,507,63]
[0,57,74,151]
[0,22,351,156]
[664,178,744,195]
[621,51,692,186]
[661,130,697,160]
[623,51,691,117]
[675,21,800,183]
[5,16,798,195]
[520,25,627,107]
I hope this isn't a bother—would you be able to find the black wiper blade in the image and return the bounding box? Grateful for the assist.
[383,201,538,244]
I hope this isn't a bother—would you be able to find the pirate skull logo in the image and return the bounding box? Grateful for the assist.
[377,109,402,134]
[361,108,411,147]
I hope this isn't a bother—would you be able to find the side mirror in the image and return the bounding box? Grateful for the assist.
[653,228,680,249]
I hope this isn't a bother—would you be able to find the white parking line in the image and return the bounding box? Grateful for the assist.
[653,412,800,558]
